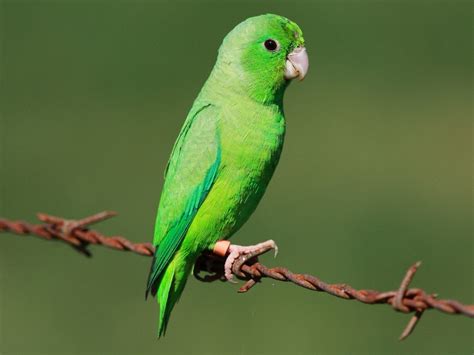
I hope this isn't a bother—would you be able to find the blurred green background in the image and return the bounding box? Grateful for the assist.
[0,0,472,354]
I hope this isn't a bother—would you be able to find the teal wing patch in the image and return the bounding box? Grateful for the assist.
[146,104,220,298]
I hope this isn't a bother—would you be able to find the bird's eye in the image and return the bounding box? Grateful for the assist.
[263,39,279,51]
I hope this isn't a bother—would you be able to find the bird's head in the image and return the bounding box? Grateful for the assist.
[214,14,309,104]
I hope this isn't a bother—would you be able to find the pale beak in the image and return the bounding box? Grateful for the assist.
[284,46,309,81]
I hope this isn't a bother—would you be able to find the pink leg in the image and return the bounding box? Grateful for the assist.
[214,240,278,282]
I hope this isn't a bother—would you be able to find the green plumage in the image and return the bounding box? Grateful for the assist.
[146,14,305,336]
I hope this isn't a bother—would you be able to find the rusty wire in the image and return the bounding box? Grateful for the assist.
[1,211,473,340]
[0,211,154,257]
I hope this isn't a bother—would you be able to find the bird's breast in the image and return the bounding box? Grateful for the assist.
[214,106,285,233]
[221,107,285,179]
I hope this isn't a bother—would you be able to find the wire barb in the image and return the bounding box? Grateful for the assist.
[1,211,473,340]
[0,211,154,257]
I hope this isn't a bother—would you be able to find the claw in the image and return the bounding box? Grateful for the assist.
[221,239,278,282]
[223,250,239,282]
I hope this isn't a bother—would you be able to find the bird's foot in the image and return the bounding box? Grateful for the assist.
[213,239,278,282]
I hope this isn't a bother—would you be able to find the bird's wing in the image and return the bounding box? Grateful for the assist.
[146,103,221,297]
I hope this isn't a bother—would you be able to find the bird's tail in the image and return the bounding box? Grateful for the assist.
[156,256,193,337]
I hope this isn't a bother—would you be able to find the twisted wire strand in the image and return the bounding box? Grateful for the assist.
[0,212,154,257]
[1,211,473,340]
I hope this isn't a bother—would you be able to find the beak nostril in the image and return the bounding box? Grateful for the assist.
[289,46,304,55]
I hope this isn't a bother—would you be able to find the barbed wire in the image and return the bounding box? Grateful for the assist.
[0,211,154,257]
[1,211,473,340]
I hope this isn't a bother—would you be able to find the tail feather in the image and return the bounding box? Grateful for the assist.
[156,258,193,337]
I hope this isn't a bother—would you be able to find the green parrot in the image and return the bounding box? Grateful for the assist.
[146,13,309,336]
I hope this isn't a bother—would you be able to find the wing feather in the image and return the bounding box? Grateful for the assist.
[146,104,220,297]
